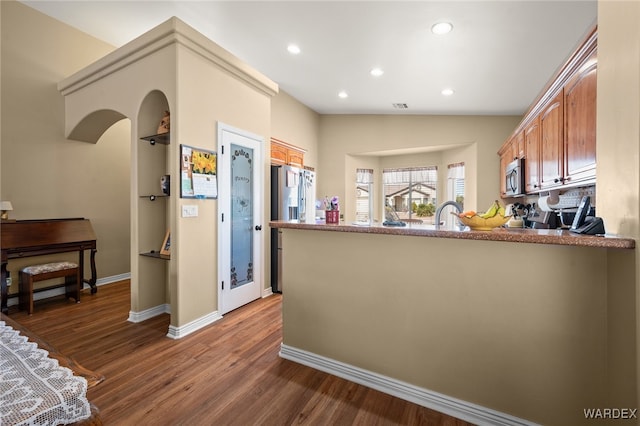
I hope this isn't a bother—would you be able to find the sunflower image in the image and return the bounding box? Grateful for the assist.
[192,151,216,175]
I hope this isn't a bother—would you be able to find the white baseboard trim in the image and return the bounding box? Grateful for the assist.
[96,272,130,286]
[5,272,131,307]
[127,303,169,323]
[166,290,272,338]
[279,344,537,426]
[166,310,223,339]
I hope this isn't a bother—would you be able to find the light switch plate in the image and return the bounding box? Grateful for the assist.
[182,205,198,218]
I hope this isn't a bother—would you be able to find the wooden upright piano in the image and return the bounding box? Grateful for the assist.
[1,218,97,314]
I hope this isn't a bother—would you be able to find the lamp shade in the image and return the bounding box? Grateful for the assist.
[0,201,12,211]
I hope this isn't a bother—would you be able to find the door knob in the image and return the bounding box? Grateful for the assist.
[255,225,262,231]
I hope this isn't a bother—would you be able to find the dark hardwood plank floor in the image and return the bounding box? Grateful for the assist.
[7,281,473,425]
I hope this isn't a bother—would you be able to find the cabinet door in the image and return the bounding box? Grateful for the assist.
[287,150,304,168]
[271,139,305,167]
[539,91,564,189]
[524,118,541,193]
[270,142,288,165]
[564,52,597,185]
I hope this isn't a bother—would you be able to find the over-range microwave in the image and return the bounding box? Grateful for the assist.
[505,158,524,197]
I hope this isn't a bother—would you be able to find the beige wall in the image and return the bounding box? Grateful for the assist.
[282,228,621,425]
[1,1,130,294]
[597,0,640,410]
[173,39,273,325]
[271,90,320,169]
[318,115,520,223]
[597,1,640,239]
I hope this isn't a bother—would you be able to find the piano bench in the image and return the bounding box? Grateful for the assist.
[19,262,81,315]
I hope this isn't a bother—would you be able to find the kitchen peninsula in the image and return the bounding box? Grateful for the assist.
[271,220,635,425]
[270,220,635,249]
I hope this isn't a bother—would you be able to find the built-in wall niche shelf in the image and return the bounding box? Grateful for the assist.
[140,251,170,260]
[140,132,170,145]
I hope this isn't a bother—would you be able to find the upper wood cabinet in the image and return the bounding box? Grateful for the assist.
[539,91,564,189]
[514,129,525,159]
[564,50,597,186]
[270,138,306,167]
[286,150,304,168]
[497,26,597,195]
[270,142,289,165]
[524,118,541,193]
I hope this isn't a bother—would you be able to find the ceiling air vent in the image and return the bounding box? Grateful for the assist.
[392,103,408,109]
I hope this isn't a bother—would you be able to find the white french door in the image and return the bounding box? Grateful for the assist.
[218,123,263,315]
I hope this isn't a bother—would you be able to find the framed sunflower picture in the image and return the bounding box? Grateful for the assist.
[180,144,217,199]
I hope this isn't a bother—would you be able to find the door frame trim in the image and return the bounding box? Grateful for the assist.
[217,122,265,315]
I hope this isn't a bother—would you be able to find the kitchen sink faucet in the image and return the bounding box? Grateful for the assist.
[435,201,463,230]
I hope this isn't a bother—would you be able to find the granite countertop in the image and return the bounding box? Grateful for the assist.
[269,220,636,250]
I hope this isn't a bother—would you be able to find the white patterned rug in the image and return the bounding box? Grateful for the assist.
[0,321,90,426]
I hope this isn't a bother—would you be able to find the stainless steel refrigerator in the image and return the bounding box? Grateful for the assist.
[270,165,316,293]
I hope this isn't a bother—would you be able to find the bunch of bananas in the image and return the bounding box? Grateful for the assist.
[479,200,506,219]
[455,200,510,230]
[458,200,505,219]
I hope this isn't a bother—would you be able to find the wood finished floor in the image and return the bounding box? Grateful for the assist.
[8,281,473,426]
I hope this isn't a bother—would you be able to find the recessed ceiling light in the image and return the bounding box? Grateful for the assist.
[370,68,384,77]
[441,88,455,96]
[431,22,453,35]
[287,44,301,55]
[338,91,349,99]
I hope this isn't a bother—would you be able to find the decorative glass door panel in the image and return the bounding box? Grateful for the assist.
[230,145,253,289]
[218,123,262,315]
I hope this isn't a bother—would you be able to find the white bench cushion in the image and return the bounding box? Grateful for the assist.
[21,262,78,275]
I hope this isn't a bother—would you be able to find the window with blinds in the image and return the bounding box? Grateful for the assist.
[383,166,438,222]
[447,162,465,209]
[355,168,373,223]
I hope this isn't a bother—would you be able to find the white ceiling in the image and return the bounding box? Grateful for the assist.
[21,1,597,116]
